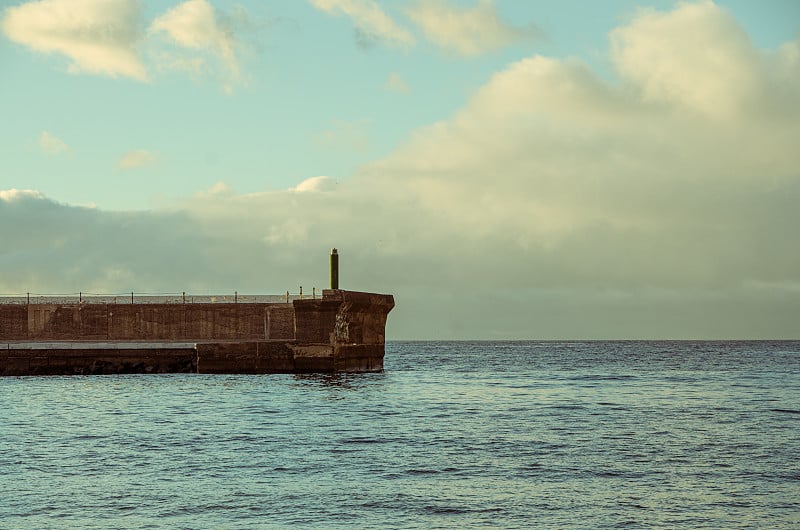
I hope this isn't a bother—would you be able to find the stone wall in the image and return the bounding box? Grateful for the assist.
[1,303,295,341]
[0,305,27,340]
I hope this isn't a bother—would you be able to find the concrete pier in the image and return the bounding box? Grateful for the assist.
[0,290,394,376]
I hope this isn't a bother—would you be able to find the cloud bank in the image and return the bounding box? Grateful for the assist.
[2,2,799,338]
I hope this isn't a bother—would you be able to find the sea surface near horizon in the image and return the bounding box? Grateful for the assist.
[1,341,798,529]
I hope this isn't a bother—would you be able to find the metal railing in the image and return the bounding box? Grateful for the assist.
[0,288,323,305]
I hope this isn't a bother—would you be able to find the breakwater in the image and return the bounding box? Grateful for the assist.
[0,289,394,376]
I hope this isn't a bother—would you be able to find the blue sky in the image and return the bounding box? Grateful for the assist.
[1,0,799,338]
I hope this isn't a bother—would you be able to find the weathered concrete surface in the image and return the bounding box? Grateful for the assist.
[293,290,394,372]
[0,290,394,376]
[195,341,296,374]
[2,303,295,341]
[333,344,387,372]
[292,344,335,373]
[0,305,27,339]
[0,344,197,376]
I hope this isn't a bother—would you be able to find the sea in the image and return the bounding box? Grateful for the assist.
[1,341,798,529]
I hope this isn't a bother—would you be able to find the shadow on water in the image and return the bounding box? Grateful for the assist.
[292,373,354,389]
[291,371,387,391]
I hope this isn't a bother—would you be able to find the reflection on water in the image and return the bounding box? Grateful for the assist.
[292,372,358,389]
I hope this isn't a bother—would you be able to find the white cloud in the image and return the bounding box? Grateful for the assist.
[610,1,761,116]
[149,0,245,92]
[1,0,253,89]
[406,0,542,56]
[385,72,409,94]
[152,53,207,78]
[38,131,70,155]
[1,0,148,81]
[151,0,229,52]
[117,150,158,170]
[198,181,234,196]
[309,0,415,49]
[0,189,45,202]
[291,176,337,193]
[3,3,800,339]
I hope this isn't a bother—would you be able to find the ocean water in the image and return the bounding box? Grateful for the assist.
[1,341,798,529]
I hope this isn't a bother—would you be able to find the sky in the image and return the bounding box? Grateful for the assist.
[1,0,799,339]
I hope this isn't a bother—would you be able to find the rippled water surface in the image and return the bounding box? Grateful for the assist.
[1,341,799,528]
